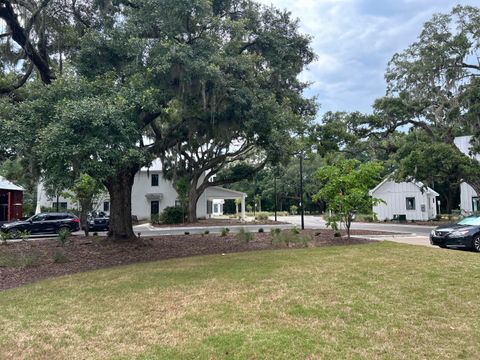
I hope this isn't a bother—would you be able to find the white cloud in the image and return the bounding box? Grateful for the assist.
[256,0,476,116]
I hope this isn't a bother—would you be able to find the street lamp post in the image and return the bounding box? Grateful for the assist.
[274,173,278,222]
[299,153,305,230]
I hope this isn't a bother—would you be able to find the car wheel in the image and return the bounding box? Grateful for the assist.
[57,226,71,234]
[472,235,480,252]
[8,228,20,239]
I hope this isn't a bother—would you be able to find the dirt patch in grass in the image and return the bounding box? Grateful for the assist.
[0,229,383,291]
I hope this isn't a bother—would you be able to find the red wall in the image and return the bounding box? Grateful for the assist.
[0,189,23,222]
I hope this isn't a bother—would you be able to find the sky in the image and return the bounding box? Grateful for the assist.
[257,0,480,116]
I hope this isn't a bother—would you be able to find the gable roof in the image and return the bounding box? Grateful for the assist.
[454,135,480,161]
[369,177,439,197]
[0,176,24,191]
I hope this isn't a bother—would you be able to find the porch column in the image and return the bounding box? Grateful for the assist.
[7,191,11,223]
[241,195,246,221]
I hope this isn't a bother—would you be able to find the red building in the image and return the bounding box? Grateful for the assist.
[0,177,24,223]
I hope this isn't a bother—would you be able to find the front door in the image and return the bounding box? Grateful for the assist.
[151,201,159,217]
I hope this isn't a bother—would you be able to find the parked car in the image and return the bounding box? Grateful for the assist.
[0,212,80,238]
[430,216,480,251]
[87,212,109,232]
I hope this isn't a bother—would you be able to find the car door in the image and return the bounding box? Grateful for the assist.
[42,214,61,233]
[29,214,47,234]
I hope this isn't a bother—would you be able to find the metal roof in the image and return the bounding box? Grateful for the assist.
[0,176,24,191]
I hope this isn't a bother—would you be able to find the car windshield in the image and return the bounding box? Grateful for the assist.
[457,216,480,226]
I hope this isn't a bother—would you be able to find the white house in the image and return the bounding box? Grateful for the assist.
[37,158,247,221]
[454,136,479,214]
[369,179,439,221]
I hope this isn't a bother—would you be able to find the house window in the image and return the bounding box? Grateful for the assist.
[103,201,110,212]
[52,202,67,210]
[151,201,159,216]
[151,174,159,187]
[406,197,416,210]
[473,197,479,213]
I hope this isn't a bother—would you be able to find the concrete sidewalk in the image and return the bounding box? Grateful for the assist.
[133,223,295,236]
[352,234,433,247]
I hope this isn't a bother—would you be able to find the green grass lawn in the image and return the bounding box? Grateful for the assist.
[1,242,480,359]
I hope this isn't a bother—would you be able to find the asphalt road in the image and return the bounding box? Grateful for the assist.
[14,215,436,241]
[274,215,436,236]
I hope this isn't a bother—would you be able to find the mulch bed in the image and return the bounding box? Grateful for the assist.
[0,229,384,291]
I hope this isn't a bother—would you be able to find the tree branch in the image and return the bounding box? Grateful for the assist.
[0,62,34,95]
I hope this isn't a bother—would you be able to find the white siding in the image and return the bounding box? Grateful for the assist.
[455,136,480,215]
[37,171,246,221]
[460,182,478,214]
[131,171,178,220]
[372,181,437,221]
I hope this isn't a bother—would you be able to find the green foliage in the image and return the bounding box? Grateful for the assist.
[289,205,299,215]
[159,207,184,225]
[0,252,41,268]
[313,159,384,238]
[150,214,161,225]
[53,250,67,264]
[0,232,10,245]
[271,229,309,247]
[237,228,253,243]
[220,228,230,237]
[354,214,378,223]
[255,212,269,221]
[19,231,30,242]
[57,228,71,247]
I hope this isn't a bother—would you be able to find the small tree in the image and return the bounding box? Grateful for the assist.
[313,159,384,238]
[65,174,104,235]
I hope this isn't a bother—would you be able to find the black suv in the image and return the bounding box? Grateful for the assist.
[430,216,480,251]
[0,212,80,238]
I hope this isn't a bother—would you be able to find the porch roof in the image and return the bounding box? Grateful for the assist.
[0,176,24,192]
[205,186,247,200]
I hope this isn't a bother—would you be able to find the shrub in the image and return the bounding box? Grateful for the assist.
[354,213,377,223]
[289,205,298,215]
[237,228,253,243]
[255,212,269,221]
[159,206,184,224]
[0,252,41,268]
[151,213,161,225]
[57,228,71,247]
[220,227,230,237]
[53,250,67,263]
[270,228,310,248]
[291,227,300,235]
[0,232,10,245]
[258,228,264,233]
[334,231,342,237]
[204,230,210,235]
[19,230,30,242]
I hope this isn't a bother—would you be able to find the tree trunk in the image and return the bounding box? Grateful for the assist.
[470,180,480,199]
[79,199,92,236]
[187,185,202,223]
[104,168,138,242]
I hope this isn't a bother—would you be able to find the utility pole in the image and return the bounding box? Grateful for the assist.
[274,173,278,222]
[300,153,305,230]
